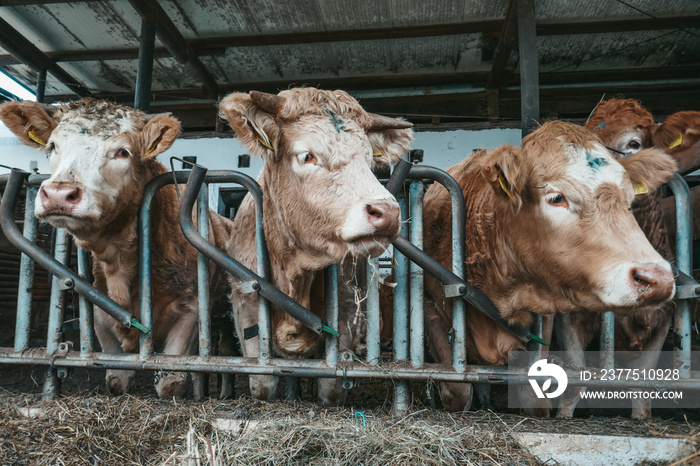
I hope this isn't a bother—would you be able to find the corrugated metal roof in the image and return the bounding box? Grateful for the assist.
[0,0,698,130]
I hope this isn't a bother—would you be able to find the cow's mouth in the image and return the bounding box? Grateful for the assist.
[349,235,394,256]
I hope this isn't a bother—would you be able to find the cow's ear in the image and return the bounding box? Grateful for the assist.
[0,101,58,149]
[479,145,525,209]
[618,147,677,194]
[367,127,414,167]
[218,92,280,158]
[140,114,180,158]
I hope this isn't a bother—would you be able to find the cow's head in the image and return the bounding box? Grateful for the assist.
[485,121,676,315]
[653,111,700,175]
[0,99,180,239]
[585,98,655,158]
[219,88,413,265]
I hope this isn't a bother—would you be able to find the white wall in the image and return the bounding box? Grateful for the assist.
[1,120,521,175]
[0,120,522,208]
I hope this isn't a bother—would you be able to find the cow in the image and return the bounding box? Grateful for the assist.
[0,98,235,398]
[554,98,676,419]
[218,87,413,404]
[653,110,700,176]
[421,120,677,413]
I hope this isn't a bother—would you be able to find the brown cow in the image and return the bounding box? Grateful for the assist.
[653,111,700,176]
[0,99,235,398]
[554,98,675,419]
[218,88,413,403]
[422,120,677,413]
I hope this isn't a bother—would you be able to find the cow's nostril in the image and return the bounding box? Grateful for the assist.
[630,265,674,302]
[366,204,384,219]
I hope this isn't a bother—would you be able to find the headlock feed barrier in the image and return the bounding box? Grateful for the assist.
[0,156,698,410]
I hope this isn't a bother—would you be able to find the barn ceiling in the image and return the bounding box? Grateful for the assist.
[0,0,699,133]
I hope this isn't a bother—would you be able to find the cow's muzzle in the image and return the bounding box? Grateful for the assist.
[630,263,675,302]
[38,182,83,217]
[365,201,400,237]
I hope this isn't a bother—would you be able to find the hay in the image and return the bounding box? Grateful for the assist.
[2,391,698,466]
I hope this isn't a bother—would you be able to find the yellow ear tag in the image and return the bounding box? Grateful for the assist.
[498,172,513,199]
[28,130,46,146]
[373,150,382,157]
[633,183,648,195]
[256,135,274,150]
[668,135,683,150]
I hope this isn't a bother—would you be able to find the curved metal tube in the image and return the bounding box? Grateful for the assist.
[177,165,325,335]
[0,168,144,331]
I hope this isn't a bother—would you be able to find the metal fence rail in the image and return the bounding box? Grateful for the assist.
[0,160,698,410]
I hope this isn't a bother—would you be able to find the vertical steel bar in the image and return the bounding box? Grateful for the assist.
[42,228,70,400]
[393,194,410,412]
[600,311,615,369]
[450,194,467,374]
[668,173,692,376]
[138,195,154,360]
[77,247,94,358]
[366,257,381,365]
[14,186,37,352]
[325,264,339,367]
[517,0,540,137]
[255,191,272,364]
[528,314,543,361]
[193,184,210,399]
[197,185,211,359]
[134,19,155,112]
[409,181,425,368]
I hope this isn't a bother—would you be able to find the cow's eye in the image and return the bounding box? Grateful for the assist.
[627,140,641,151]
[297,152,317,165]
[545,192,568,208]
[47,142,55,152]
[115,148,131,159]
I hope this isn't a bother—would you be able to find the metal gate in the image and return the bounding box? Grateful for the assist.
[0,158,698,410]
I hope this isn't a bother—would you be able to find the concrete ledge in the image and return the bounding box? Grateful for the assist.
[514,432,694,466]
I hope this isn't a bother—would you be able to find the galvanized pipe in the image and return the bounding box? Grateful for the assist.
[325,265,339,367]
[409,181,425,368]
[667,173,693,377]
[178,165,325,335]
[197,185,211,359]
[77,247,95,358]
[42,227,70,400]
[600,311,615,370]
[2,349,698,390]
[365,257,381,365]
[393,194,410,412]
[0,169,143,331]
[14,185,37,352]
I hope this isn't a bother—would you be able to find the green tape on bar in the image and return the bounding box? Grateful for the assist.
[131,318,151,334]
[323,325,340,337]
[530,333,550,346]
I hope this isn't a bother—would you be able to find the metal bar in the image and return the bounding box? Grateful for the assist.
[600,311,615,370]
[366,257,381,365]
[77,247,94,358]
[14,185,37,352]
[325,265,339,367]
[667,173,693,377]
[177,166,325,335]
[197,185,211,359]
[393,194,410,413]
[517,0,540,137]
[0,169,140,330]
[409,181,425,368]
[42,227,70,400]
[134,18,156,112]
[2,349,699,390]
